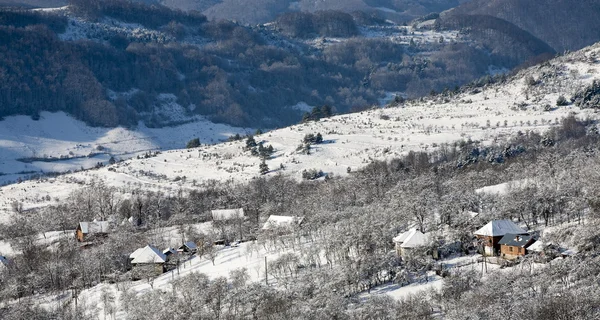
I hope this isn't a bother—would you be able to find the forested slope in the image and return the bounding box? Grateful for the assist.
[444,0,600,52]
[0,0,549,129]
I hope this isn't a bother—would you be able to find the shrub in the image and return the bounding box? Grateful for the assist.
[186,138,200,148]
[556,95,569,106]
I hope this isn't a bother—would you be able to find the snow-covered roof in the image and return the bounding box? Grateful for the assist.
[211,208,244,220]
[498,233,533,247]
[400,230,429,248]
[129,247,145,260]
[474,220,527,237]
[393,228,417,243]
[561,248,578,256]
[527,240,545,252]
[180,241,197,250]
[79,221,110,234]
[130,245,166,264]
[163,248,177,255]
[261,215,304,230]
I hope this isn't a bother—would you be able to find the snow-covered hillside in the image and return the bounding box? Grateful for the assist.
[0,112,250,185]
[2,42,600,223]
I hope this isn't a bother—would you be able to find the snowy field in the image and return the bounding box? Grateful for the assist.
[2,43,600,223]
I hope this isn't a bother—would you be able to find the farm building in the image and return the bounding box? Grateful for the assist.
[178,241,198,255]
[163,248,179,261]
[393,228,430,258]
[211,208,244,221]
[498,233,535,259]
[130,245,167,279]
[75,221,111,242]
[261,215,304,233]
[474,220,528,256]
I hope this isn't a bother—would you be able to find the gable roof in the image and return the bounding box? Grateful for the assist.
[261,215,304,230]
[78,221,111,234]
[393,228,418,243]
[130,245,166,264]
[474,220,527,237]
[400,230,429,248]
[498,233,533,247]
[211,208,244,221]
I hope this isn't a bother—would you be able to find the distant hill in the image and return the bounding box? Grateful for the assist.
[0,0,466,24]
[0,0,65,7]
[443,0,600,52]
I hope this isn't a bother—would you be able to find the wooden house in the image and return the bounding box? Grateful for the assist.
[75,221,111,242]
[498,233,534,259]
[474,220,527,256]
[130,245,167,279]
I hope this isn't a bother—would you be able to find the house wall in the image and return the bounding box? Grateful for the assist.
[76,229,84,242]
[500,245,526,259]
[476,235,504,256]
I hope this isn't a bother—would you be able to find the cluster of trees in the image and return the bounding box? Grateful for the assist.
[275,10,358,38]
[301,105,332,123]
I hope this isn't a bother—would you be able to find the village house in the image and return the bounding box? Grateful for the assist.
[393,228,431,258]
[498,233,535,259]
[129,245,167,279]
[261,215,304,234]
[75,221,111,242]
[474,220,528,256]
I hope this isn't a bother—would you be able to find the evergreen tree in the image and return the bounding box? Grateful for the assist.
[186,138,200,148]
[259,160,269,175]
[245,136,257,149]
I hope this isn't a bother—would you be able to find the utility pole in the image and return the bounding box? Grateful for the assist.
[265,256,268,286]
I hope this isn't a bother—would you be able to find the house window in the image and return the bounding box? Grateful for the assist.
[509,247,513,252]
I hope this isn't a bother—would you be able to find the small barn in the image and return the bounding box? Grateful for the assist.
[474,220,527,256]
[498,233,534,259]
[178,241,198,255]
[75,221,111,242]
[163,248,178,261]
[211,208,244,221]
[262,215,304,233]
[130,245,167,279]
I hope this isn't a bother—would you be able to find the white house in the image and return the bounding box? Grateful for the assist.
[393,228,429,257]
